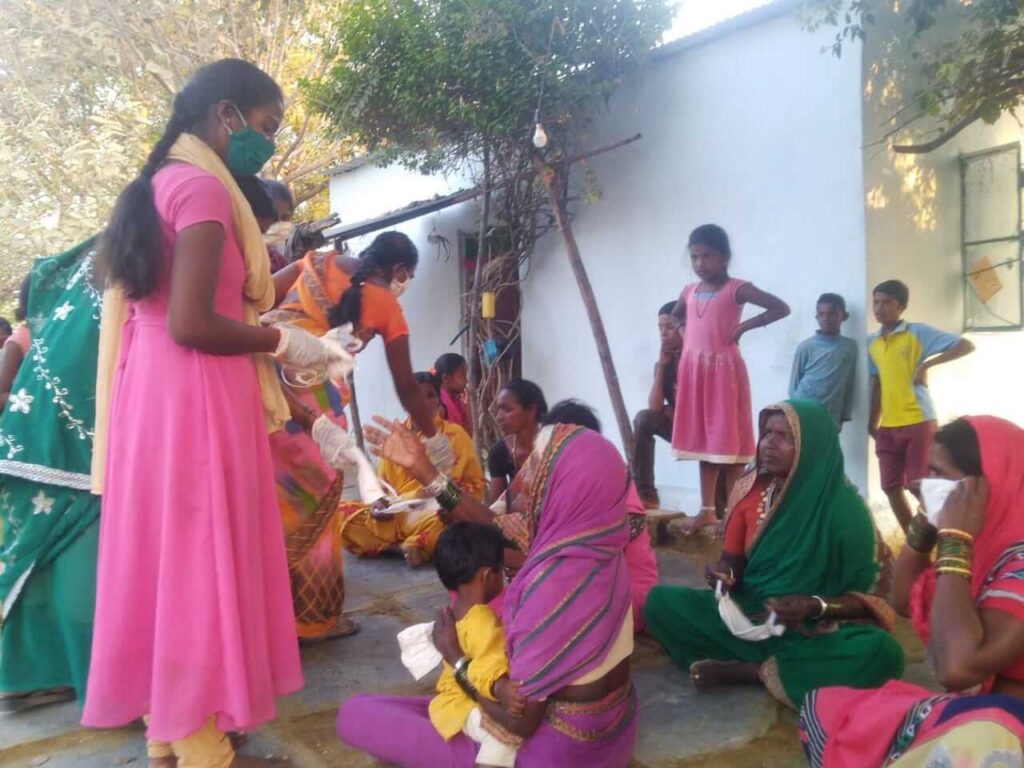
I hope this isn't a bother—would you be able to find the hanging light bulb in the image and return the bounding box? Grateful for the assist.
[531,108,548,149]
[532,122,549,148]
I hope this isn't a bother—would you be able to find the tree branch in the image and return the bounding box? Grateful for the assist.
[892,112,980,154]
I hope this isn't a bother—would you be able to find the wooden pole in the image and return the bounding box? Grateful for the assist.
[346,372,366,453]
[532,153,636,465]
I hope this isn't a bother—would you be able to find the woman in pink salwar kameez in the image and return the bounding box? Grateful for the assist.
[82,60,336,766]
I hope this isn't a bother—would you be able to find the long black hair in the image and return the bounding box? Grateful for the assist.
[14,274,31,323]
[99,59,282,299]
[327,231,418,329]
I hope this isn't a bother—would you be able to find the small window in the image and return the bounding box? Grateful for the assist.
[960,143,1022,331]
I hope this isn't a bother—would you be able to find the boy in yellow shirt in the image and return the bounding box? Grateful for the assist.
[868,280,974,529]
[423,523,523,766]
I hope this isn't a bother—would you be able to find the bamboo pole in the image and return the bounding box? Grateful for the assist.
[532,153,636,465]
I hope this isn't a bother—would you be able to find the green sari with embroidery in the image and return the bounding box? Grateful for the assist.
[0,238,102,699]
[644,399,905,707]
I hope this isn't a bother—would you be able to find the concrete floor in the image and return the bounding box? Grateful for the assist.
[0,525,933,767]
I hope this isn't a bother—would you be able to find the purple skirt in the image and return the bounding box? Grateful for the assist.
[337,683,638,767]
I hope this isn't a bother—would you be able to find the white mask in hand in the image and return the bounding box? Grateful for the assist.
[715,581,785,642]
[397,622,442,680]
[920,477,960,525]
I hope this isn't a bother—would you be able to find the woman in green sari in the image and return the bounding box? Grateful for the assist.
[0,239,102,711]
[645,399,904,707]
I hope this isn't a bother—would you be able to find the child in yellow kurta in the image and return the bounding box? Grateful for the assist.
[339,373,484,567]
[428,523,522,767]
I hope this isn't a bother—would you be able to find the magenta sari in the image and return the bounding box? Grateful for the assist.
[337,425,638,767]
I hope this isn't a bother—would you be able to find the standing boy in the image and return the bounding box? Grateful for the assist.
[633,301,682,509]
[789,293,858,430]
[868,280,974,530]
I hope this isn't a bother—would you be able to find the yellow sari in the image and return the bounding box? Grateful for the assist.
[339,416,484,560]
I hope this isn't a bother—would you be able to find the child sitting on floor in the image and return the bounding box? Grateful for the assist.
[397,523,524,767]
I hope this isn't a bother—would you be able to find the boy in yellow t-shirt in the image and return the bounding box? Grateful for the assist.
[868,279,974,530]
[428,523,523,767]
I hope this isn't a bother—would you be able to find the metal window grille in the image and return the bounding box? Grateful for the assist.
[960,143,1023,331]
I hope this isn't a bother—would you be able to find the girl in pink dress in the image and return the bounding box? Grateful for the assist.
[82,60,335,766]
[671,224,789,534]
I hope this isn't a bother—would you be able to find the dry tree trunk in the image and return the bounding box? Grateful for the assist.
[467,142,491,453]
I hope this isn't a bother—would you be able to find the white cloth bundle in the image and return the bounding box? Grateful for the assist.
[716,581,785,642]
[397,621,442,680]
[919,477,959,525]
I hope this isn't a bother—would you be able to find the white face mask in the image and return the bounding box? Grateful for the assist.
[715,581,785,642]
[920,477,960,525]
[262,220,294,249]
[390,274,411,298]
[389,268,409,296]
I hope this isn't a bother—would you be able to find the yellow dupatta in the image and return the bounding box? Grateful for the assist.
[91,133,290,493]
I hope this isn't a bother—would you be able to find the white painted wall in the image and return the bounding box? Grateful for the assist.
[328,8,871,510]
[862,77,1024,518]
[328,164,475,427]
[520,12,869,507]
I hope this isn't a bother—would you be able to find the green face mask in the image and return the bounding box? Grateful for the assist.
[225,104,275,175]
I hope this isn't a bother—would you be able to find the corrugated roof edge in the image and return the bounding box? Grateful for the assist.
[327,0,803,178]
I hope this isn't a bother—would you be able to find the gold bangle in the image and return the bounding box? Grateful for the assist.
[933,561,970,573]
[936,566,972,578]
[935,558,972,569]
[939,528,975,543]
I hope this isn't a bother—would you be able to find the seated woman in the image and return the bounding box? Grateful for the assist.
[487,379,547,505]
[542,399,659,632]
[338,421,638,767]
[645,399,904,708]
[339,371,485,568]
[800,417,1024,768]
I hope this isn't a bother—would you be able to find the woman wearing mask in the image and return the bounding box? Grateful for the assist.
[262,232,456,642]
[82,59,333,766]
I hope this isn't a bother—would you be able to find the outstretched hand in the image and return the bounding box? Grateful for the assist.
[364,416,429,470]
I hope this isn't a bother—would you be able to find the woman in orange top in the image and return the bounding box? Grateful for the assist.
[263,231,455,642]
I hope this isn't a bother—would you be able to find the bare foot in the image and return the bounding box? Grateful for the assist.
[149,759,176,768]
[688,660,761,692]
[403,547,427,568]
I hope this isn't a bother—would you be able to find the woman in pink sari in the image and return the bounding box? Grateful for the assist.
[800,416,1024,767]
[338,422,637,767]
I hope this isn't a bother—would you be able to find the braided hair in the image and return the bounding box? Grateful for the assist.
[327,231,419,330]
[99,59,282,299]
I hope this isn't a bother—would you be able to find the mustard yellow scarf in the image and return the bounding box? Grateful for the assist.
[91,133,290,493]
